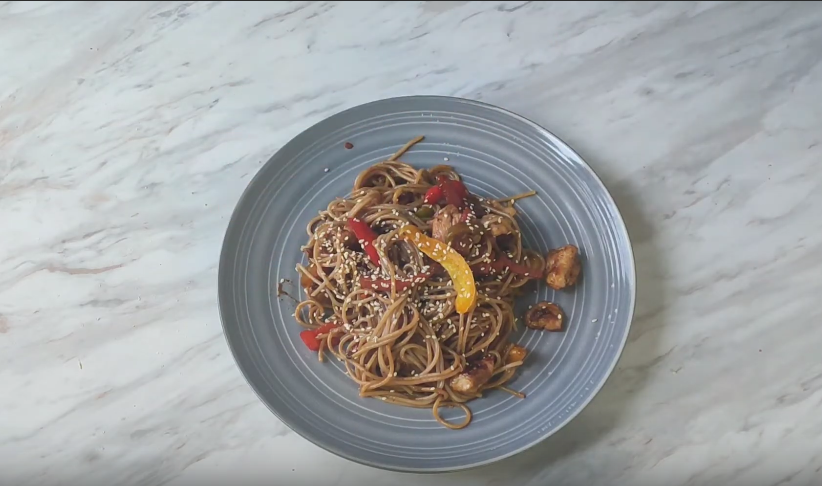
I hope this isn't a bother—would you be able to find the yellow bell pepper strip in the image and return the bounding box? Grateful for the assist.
[398,225,477,314]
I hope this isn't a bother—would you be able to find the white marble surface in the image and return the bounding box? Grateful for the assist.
[2,1,822,485]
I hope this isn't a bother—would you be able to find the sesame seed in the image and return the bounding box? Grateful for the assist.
[324,168,329,172]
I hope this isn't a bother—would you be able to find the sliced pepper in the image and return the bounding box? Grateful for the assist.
[415,205,435,219]
[398,225,476,314]
[423,186,443,205]
[299,330,321,351]
[347,217,381,266]
[299,322,339,351]
[437,176,465,208]
[452,179,469,199]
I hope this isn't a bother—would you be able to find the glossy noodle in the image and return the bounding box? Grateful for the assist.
[295,136,549,429]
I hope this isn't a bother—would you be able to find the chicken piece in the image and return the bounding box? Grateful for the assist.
[506,344,528,364]
[431,204,462,241]
[525,302,564,332]
[481,214,514,238]
[545,245,581,290]
[449,355,496,394]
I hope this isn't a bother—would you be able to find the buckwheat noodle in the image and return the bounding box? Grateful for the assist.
[295,136,542,429]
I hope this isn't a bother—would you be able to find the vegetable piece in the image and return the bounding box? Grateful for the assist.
[423,186,443,205]
[299,322,339,351]
[415,205,435,219]
[315,322,338,336]
[525,302,564,331]
[398,225,477,314]
[437,176,468,208]
[359,272,432,292]
[448,178,469,198]
[455,180,469,198]
[299,330,321,351]
[347,217,381,266]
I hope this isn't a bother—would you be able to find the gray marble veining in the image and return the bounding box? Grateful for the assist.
[1,1,821,485]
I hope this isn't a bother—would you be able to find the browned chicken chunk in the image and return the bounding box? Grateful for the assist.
[449,355,496,394]
[545,245,581,290]
[506,344,528,364]
[525,302,564,332]
[431,204,462,241]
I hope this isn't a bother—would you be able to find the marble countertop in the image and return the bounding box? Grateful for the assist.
[3,1,822,485]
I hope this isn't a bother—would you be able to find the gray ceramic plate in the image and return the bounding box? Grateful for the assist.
[218,96,635,472]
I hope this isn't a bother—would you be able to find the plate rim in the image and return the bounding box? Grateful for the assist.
[217,95,637,473]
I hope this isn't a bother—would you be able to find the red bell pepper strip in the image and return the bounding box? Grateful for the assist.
[299,322,339,351]
[347,217,381,266]
[359,271,433,292]
[299,330,320,351]
[451,179,469,199]
[423,186,443,205]
[437,176,470,209]
[437,176,463,208]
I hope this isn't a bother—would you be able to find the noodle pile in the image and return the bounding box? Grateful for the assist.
[295,136,545,429]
